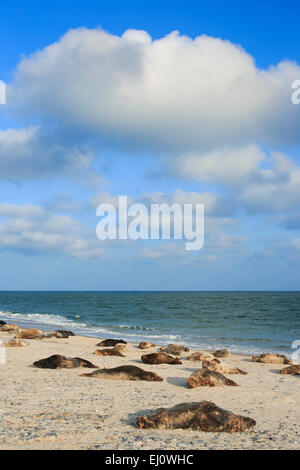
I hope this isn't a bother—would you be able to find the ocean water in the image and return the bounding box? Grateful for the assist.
[0,291,299,356]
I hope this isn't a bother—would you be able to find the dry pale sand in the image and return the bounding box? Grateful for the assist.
[0,329,299,450]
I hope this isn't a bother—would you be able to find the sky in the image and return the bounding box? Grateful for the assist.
[0,0,300,290]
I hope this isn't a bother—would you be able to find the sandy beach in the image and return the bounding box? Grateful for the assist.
[0,328,299,450]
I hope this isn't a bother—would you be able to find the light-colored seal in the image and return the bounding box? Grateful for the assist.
[33,354,98,369]
[16,328,43,339]
[5,339,29,347]
[187,351,215,361]
[141,352,182,365]
[252,353,292,365]
[114,343,127,353]
[202,359,247,375]
[80,365,163,382]
[93,348,125,357]
[159,344,189,355]
[139,342,156,349]
[1,323,20,332]
[138,401,256,432]
[186,369,240,388]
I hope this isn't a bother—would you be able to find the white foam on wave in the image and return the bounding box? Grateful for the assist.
[0,310,86,329]
[0,310,291,356]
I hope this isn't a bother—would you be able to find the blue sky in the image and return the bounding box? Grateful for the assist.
[0,1,300,290]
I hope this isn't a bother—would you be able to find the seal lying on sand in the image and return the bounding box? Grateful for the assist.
[0,320,6,326]
[252,353,292,365]
[187,369,239,388]
[187,351,215,361]
[1,323,20,332]
[280,364,300,375]
[159,344,189,355]
[114,343,127,353]
[213,348,230,358]
[93,348,125,357]
[202,359,247,375]
[138,401,256,432]
[96,339,127,347]
[141,352,182,365]
[55,330,75,338]
[81,365,163,382]
[16,328,43,339]
[139,342,156,349]
[5,339,29,347]
[33,354,98,369]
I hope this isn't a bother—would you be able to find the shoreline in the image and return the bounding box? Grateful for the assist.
[0,312,293,357]
[0,324,299,450]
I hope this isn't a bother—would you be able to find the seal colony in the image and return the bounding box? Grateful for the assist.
[1,321,299,449]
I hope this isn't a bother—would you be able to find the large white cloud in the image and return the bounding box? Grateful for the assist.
[9,27,300,153]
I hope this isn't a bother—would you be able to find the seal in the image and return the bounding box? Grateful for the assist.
[80,365,163,382]
[138,401,256,432]
[202,359,247,375]
[93,348,125,357]
[33,354,98,369]
[114,343,127,353]
[213,348,230,358]
[252,353,292,365]
[0,320,6,326]
[141,352,182,365]
[280,364,300,375]
[0,323,20,332]
[187,351,215,361]
[5,339,29,347]
[16,328,43,339]
[139,342,156,349]
[96,339,127,347]
[186,369,240,388]
[159,344,189,355]
[55,330,75,338]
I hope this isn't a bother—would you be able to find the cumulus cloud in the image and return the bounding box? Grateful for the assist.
[90,188,235,217]
[9,27,300,153]
[0,126,98,181]
[0,202,103,259]
[239,152,300,213]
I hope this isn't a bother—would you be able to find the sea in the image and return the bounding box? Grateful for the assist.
[0,291,299,356]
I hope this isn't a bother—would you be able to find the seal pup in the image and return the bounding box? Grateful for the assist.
[202,359,247,375]
[93,348,125,357]
[213,349,230,358]
[96,339,127,347]
[5,339,29,347]
[187,369,239,388]
[80,365,163,382]
[280,364,300,375]
[141,352,182,365]
[252,353,292,365]
[16,328,43,339]
[138,401,256,432]
[33,354,98,369]
[139,342,156,349]
[159,344,189,356]
[187,351,215,361]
